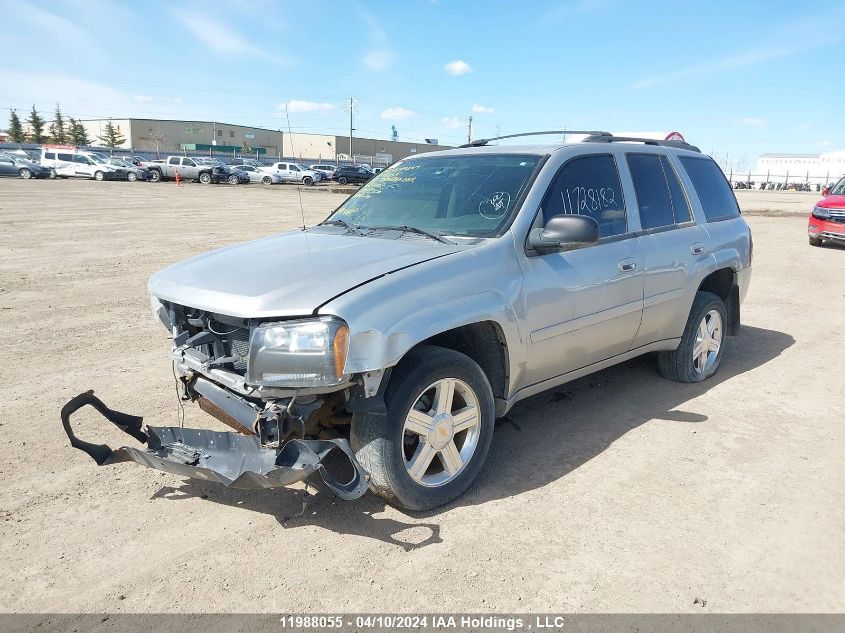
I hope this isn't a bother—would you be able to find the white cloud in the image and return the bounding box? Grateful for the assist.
[472,104,494,114]
[445,60,473,76]
[442,116,464,129]
[381,107,416,120]
[363,50,395,71]
[174,13,286,65]
[133,95,154,103]
[740,117,766,127]
[282,100,335,113]
[818,140,833,147]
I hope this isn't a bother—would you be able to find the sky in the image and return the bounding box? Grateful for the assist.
[2,0,844,164]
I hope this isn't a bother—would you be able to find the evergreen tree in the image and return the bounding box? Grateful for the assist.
[26,105,46,143]
[97,119,126,148]
[67,118,91,146]
[8,109,24,143]
[49,104,67,144]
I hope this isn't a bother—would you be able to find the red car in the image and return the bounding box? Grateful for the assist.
[809,176,845,247]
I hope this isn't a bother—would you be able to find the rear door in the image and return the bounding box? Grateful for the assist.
[626,152,708,346]
[0,155,15,176]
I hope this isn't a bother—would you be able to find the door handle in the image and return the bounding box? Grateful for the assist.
[618,259,637,272]
[690,242,706,255]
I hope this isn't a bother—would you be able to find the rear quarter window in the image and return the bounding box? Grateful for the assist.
[679,157,740,222]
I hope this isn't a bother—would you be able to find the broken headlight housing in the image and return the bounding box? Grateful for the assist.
[246,317,350,388]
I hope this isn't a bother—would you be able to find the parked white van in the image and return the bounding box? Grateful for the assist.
[40,147,120,181]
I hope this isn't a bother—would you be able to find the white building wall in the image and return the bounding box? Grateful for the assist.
[755,151,845,182]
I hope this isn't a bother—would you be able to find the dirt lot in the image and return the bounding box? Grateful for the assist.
[0,180,842,613]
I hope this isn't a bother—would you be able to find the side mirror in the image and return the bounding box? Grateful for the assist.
[822,187,830,196]
[528,214,600,254]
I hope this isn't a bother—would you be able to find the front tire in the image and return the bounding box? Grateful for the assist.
[338,176,348,185]
[49,168,57,179]
[351,345,495,511]
[262,176,272,185]
[19,168,32,179]
[227,174,239,185]
[809,236,823,247]
[127,172,138,182]
[302,176,313,186]
[149,169,162,182]
[199,172,212,184]
[657,291,727,383]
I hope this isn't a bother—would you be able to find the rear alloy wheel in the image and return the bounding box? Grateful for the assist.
[228,174,239,185]
[127,172,138,182]
[149,170,162,183]
[199,172,212,184]
[49,168,57,179]
[657,291,727,383]
[19,168,32,180]
[338,176,348,185]
[351,345,495,510]
[809,236,823,247]
[262,176,272,185]
[94,171,105,181]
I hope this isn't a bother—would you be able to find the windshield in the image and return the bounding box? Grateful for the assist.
[830,177,845,195]
[111,159,130,167]
[90,155,108,164]
[326,153,541,237]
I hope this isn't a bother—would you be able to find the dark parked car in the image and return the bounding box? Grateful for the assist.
[0,153,51,179]
[334,165,374,185]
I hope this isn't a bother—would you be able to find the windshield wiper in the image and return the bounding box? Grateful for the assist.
[321,219,363,235]
[364,225,454,244]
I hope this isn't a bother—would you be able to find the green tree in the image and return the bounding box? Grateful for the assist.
[49,104,67,144]
[26,105,46,143]
[8,109,24,143]
[67,118,90,146]
[242,141,252,155]
[97,119,126,148]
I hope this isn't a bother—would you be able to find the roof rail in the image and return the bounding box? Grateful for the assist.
[583,134,701,153]
[459,130,612,148]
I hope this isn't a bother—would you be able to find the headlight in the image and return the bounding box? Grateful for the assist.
[247,317,350,388]
[812,206,831,219]
[150,296,172,329]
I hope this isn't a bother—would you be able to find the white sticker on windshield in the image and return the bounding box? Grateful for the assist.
[479,192,512,219]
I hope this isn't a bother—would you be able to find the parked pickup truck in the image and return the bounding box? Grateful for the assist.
[147,156,228,183]
[62,131,752,511]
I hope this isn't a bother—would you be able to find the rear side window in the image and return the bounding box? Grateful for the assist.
[679,157,740,222]
[58,153,73,161]
[44,152,55,160]
[627,154,692,229]
[168,157,179,165]
[542,154,627,238]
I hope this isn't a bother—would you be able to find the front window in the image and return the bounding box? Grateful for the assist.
[326,154,541,237]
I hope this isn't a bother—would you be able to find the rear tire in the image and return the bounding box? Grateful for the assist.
[351,345,495,511]
[127,172,138,182]
[809,236,823,247]
[94,171,105,181]
[262,176,272,185]
[19,168,32,179]
[199,172,212,184]
[338,176,347,185]
[657,291,727,383]
[49,168,57,179]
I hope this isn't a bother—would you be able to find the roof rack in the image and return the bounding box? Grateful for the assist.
[459,131,701,153]
[459,130,612,148]
[583,134,701,153]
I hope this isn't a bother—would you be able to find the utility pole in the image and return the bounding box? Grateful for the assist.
[345,97,357,163]
[467,115,473,144]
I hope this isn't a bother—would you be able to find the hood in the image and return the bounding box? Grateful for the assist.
[817,195,845,209]
[149,229,465,318]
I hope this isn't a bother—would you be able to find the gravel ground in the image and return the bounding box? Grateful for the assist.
[0,180,842,613]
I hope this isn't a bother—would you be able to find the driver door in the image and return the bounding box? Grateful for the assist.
[520,153,644,387]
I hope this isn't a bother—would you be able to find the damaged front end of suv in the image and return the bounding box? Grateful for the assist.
[61,298,371,500]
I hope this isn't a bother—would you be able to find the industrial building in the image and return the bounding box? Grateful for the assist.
[754,150,845,182]
[76,118,451,164]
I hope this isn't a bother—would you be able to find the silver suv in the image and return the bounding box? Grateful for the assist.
[62,132,752,511]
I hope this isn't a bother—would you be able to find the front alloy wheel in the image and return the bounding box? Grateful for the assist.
[351,345,495,510]
[402,378,481,487]
[19,168,32,179]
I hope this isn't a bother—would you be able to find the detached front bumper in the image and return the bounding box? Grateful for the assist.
[61,390,369,500]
